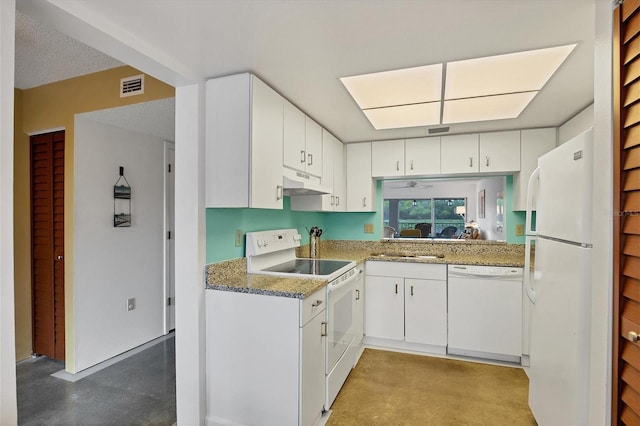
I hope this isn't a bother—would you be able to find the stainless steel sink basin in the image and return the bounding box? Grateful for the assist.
[370,253,444,259]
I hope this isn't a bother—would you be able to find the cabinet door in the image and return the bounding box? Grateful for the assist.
[305,117,323,177]
[440,134,479,174]
[512,128,556,211]
[301,311,326,426]
[333,138,346,212]
[353,268,365,346]
[404,279,447,346]
[364,276,404,341]
[251,76,284,209]
[405,137,441,175]
[283,101,306,172]
[371,139,405,177]
[479,131,521,172]
[346,142,376,212]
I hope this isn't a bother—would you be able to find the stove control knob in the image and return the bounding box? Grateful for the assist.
[257,239,265,248]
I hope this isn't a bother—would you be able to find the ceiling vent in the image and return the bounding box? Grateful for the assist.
[428,126,450,134]
[120,74,144,98]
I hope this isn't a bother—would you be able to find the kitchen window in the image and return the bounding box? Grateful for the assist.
[384,198,466,238]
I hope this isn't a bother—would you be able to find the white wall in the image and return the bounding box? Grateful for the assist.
[72,116,165,373]
[475,177,506,241]
[0,0,17,423]
[559,103,594,144]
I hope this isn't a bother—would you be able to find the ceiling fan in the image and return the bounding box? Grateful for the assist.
[389,180,433,189]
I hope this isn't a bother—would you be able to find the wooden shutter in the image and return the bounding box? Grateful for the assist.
[30,131,65,361]
[614,1,640,424]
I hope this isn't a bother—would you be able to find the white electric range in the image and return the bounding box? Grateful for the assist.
[245,229,361,409]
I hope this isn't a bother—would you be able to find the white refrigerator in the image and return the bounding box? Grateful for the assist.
[524,129,594,426]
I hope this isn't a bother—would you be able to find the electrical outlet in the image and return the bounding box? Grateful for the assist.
[235,229,243,247]
[515,224,524,236]
[364,223,374,234]
[127,298,136,311]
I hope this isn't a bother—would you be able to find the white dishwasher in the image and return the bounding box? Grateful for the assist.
[447,264,523,363]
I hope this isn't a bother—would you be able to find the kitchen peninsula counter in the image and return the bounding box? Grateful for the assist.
[206,239,525,298]
[301,239,525,268]
[205,257,327,299]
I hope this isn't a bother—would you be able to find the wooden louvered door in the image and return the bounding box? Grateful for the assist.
[614,2,640,424]
[30,131,65,361]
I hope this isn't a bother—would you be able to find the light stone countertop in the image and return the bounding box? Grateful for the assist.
[206,240,526,299]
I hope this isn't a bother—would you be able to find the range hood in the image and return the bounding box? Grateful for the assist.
[282,168,331,196]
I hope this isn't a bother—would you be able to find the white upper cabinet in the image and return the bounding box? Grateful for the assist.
[283,101,322,177]
[305,116,323,177]
[371,139,405,177]
[205,73,283,209]
[479,131,521,173]
[512,128,557,211]
[405,137,441,175]
[346,142,376,212]
[283,101,306,172]
[289,129,344,212]
[440,134,479,174]
[441,132,521,175]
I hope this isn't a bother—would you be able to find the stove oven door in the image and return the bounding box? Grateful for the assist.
[326,270,359,374]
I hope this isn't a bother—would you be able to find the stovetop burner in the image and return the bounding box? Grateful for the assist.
[262,258,353,276]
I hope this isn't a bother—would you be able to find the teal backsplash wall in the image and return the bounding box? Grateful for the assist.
[206,180,525,263]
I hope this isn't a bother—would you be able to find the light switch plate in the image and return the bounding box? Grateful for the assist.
[127,298,135,311]
[364,223,374,234]
[235,229,243,247]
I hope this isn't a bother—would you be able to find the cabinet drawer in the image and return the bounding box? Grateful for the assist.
[365,261,446,280]
[301,287,326,326]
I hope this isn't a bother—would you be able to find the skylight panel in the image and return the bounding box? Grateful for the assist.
[340,64,443,109]
[444,44,576,100]
[363,102,441,130]
[442,92,537,124]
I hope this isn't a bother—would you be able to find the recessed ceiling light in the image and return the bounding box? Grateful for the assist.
[341,43,577,129]
[340,64,443,109]
[363,102,441,130]
[444,44,576,100]
[442,92,537,124]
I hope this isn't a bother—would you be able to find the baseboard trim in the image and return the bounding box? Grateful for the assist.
[51,332,174,382]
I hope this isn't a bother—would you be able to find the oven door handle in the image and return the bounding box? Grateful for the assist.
[327,268,361,294]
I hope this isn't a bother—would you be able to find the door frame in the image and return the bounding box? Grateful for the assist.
[164,141,175,334]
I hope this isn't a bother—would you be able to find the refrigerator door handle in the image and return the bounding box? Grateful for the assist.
[524,235,537,304]
[526,166,540,236]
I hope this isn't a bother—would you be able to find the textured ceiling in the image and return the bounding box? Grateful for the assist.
[16,0,595,143]
[14,10,123,90]
[77,98,175,142]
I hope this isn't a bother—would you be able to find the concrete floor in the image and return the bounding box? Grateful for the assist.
[16,336,176,426]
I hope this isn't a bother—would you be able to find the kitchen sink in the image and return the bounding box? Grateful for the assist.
[370,252,444,259]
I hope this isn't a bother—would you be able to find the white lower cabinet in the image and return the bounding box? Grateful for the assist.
[364,262,447,353]
[206,288,326,426]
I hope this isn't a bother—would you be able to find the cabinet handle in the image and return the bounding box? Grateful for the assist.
[330,195,335,206]
[396,160,400,171]
[355,289,360,300]
[363,197,367,207]
[630,331,639,343]
[276,185,283,200]
[312,299,323,307]
[300,150,306,164]
[336,196,340,206]
[410,160,414,170]
[469,157,473,167]
[321,321,327,337]
[395,284,398,294]
[410,285,414,296]
[307,153,313,166]
[486,156,490,167]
